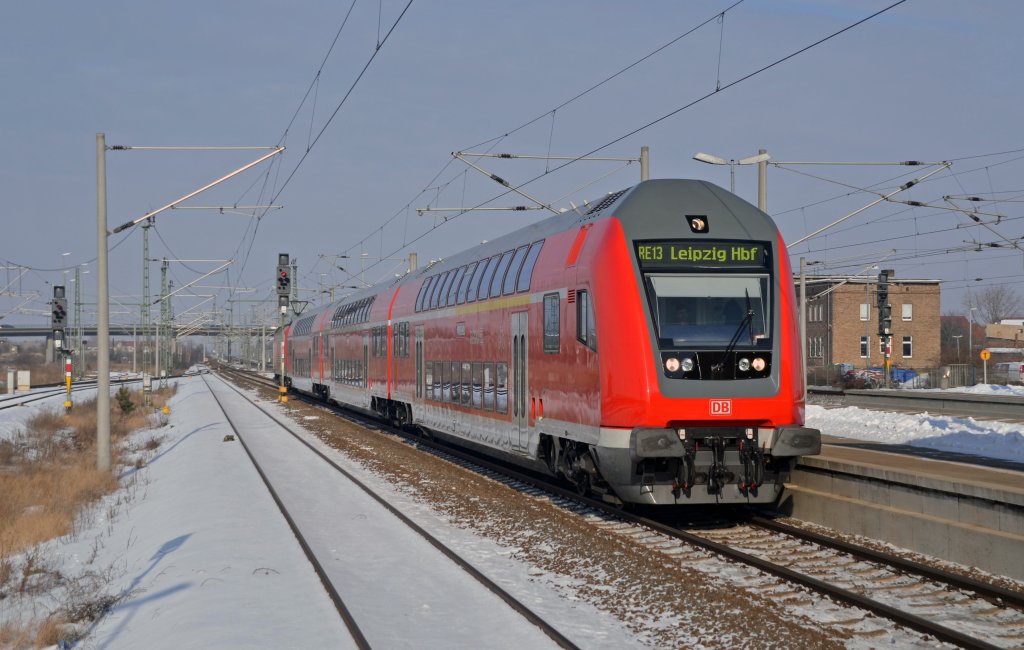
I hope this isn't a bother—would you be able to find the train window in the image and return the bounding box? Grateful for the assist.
[439,271,458,308]
[476,256,499,302]
[457,262,478,305]
[421,276,438,313]
[496,362,508,414]
[428,273,446,310]
[446,266,467,307]
[461,361,472,405]
[464,262,481,303]
[471,362,483,409]
[576,290,597,351]
[449,361,461,403]
[489,250,514,299]
[439,361,449,402]
[503,245,529,295]
[483,362,495,411]
[517,240,544,293]
[543,293,560,353]
[647,274,771,348]
[416,279,430,312]
[425,361,434,399]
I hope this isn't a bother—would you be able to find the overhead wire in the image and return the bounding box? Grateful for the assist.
[338,0,912,283]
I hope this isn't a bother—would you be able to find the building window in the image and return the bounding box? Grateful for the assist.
[859,304,869,321]
[902,335,912,358]
[902,303,913,321]
[860,336,868,358]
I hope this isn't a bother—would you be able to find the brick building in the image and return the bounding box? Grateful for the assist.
[798,277,941,377]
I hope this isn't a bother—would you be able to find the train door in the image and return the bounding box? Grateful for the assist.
[415,326,424,400]
[511,311,529,451]
[363,333,369,390]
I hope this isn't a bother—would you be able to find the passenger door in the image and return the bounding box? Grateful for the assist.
[511,311,529,452]
[415,326,424,400]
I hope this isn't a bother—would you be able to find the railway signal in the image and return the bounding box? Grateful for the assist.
[876,269,891,308]
[276,253,291,308]
[276,253,291,309]
[51,285,68,329]
[878,303,892,336]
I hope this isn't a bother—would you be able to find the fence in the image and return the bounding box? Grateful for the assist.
[808,364,978,390]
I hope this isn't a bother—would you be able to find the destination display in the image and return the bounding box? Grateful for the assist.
[635,240,769,269]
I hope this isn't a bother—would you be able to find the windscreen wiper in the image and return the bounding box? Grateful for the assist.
[713,290,754,372]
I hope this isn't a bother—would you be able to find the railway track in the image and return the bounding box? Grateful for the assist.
[220,367,1024,648]
[200,372,579,649]
[0,377,143,411]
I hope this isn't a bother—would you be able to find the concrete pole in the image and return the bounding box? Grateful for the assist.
[757,148,768,212]
[96,133,111,472]
[640,146,649,181]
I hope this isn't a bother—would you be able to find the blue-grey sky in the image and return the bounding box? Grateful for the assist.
[3,0,1022,328]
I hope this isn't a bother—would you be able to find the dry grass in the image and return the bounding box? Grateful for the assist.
[0,385,175,646]
[0,612,73,649]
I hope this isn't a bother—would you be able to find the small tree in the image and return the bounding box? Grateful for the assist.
[115,386,135,419]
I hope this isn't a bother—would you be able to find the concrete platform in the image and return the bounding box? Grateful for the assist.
[781,436,1024,581]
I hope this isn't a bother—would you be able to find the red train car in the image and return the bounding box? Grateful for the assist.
[275,179,820,505]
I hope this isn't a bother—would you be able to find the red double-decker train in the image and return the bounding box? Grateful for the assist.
[273,179,820,505]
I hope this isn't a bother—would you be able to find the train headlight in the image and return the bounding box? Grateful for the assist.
[738,357,751,372]
[665,357,680,372]
[751,357,766,372]
[681,357,694,372]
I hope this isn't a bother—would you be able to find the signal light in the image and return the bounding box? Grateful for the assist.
[878,303,892,336]
[275,254,291,298]
[876,269,892,308]
[51,286,67,329]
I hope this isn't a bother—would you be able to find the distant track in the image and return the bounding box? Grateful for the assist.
[0,377,143,411]
[203,372,579,650]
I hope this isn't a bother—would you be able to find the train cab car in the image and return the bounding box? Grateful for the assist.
[277,179,820,507]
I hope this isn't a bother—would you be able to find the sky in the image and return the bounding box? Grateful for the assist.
[3,0,1023,329]
[1,376,1021,647]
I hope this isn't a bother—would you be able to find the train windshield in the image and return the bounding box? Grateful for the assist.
[647,274,771,348]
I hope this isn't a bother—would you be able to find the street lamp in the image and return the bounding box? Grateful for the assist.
[969,307,978,384]
[952,334,962,362]
[693,150,771,208]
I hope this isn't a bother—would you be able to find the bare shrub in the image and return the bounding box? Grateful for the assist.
[0,438,19,466]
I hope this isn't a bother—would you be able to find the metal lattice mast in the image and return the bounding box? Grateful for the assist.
[74,266,83,378]
[166,280,174,374]
[141,218,153,376]
[159,259,168,382]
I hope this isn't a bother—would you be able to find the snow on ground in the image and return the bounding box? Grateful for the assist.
[806,383,1024,464]
[806,405,1024,463]
[0,378,1021,647]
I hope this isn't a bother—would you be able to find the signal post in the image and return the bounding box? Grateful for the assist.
[876,269,893,388]
[276,254,291,403]
[52,286,73,411]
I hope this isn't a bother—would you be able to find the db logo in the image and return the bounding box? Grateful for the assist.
[710,399,732,416]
